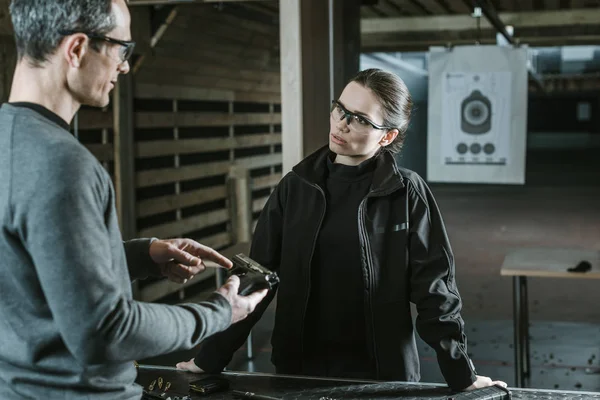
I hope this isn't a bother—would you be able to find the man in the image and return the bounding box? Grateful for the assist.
[0,0,267,399]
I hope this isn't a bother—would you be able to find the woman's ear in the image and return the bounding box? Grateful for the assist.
[379,128,399,147]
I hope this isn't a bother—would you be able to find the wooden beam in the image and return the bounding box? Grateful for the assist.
[137,186,227,218]
[362,34,600,52]
[0,35,16,103]
[252,173,281,190]
[361,8,600,34]
[0,0,12,36]
[137,134,282,158]
[138,209,229,240]
[332,0,361,99]
[136,153,282,188]
[85,143,114,161]
[113,73,137,241]
[134,112,281,129]
[132,6,176,74]
[128,0,270,5]
[280,0,335,174]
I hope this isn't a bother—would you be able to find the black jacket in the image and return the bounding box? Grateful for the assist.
[195,146,477,390]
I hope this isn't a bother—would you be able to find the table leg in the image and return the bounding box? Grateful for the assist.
[513,276,523,388]
[247,331,254,360]
[521,276,531,386]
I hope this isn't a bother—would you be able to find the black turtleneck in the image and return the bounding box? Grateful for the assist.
[302,152,377,379]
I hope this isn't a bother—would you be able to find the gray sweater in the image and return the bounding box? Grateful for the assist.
[0,104,232,399]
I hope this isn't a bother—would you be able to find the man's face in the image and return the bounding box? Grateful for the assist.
[69,0,132,108]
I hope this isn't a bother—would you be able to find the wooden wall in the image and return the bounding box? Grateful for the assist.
[127,3,282,301]
[1,2,282,302]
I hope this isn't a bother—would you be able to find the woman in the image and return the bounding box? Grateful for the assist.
[177,68,506,391]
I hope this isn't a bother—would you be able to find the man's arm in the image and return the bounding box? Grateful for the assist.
[21,157,232,364]
[124,238,159,281]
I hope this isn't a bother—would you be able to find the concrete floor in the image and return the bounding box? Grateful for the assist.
[142,149,600,392]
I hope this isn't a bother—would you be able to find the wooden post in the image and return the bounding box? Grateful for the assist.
[113,73,137,241]
[0,35,16,103]
[227,166,252,246]
[279,0,330,174]
[330,0,361,98]
[279,0,361,173]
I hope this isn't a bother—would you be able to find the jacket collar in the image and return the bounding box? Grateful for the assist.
[292,145,406,193]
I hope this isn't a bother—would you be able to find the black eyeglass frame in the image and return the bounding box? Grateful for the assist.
[58,30,136,63]
[330,100,393,131]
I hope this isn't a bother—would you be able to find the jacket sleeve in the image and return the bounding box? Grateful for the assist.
[123,238,162,281]
[407,177,477,390]
[21,155,233,365]
[193,175,288,373]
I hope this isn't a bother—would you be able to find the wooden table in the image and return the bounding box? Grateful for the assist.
[500,247,600,388]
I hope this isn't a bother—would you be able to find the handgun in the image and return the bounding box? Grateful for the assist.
[229,253,279,296]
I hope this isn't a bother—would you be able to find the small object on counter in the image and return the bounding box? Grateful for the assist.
[568,260,592,273]
[232,389,283,400]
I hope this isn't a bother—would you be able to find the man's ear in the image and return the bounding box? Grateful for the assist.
[63,34,89,68]
[379,128,399,147]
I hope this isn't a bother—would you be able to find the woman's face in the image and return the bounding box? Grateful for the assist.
[329,82,398,166]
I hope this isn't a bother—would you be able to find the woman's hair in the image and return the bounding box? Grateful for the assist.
[349,68,413,154]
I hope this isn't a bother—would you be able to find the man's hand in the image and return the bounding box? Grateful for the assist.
[464,375,507,391]
[215,275,268,324]
[176,358,204,373]
[149,238,233,284]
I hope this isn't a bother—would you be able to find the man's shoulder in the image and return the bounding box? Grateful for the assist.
[6,107,99,170]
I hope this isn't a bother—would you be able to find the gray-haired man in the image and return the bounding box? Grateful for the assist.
[0,1,267,398]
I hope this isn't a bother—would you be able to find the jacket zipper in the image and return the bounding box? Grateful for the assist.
[358,185,403,378]
[358,195,379,377]
[299,181,327,359]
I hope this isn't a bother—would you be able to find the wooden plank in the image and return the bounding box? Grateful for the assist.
[137,68,280,93]
[167,18,275,49]
[129,0,273,5]
[137,160,230,188]
[137,133,282,158]
[135,83,234,101]
[252,196,269,213]
[143,57,281,85]
[86,143,114,161]
[113,73,137,240]
[252,173,282,190]
[138,269,216,303]
[132,6,177,74]
[235,91,280,104]
[0,34,16,103]
[138,208,229,238]
[134,112,281,129]
[186,4,279,36]
[500,247,600,279]
[441,0,471,13]
[415,0,450,14]
[143,42,277,72]
[135,83,280,104]
[201,231,234,251]
[136,153,282,188]
[0,0,12,35]
[386,0,430,15]
[361,8,600,34]
[77,109,113,129]
[137,185,227,218]
[362,34,600,52]
[280,0,331,174]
